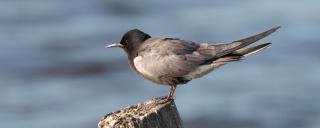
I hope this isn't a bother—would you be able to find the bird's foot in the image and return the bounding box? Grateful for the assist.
[156,95,173,104]
[166,95,174,101]
[158,95,168,100]
[157,84,177,103]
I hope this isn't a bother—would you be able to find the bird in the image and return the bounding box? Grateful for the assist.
[106,26,280,101]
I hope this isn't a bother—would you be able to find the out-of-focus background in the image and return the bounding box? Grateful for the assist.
[1,0,319,128]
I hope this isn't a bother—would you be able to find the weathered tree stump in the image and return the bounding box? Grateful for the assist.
[98,97,184,128]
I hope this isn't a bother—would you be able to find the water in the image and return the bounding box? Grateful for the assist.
[1,0,320,128]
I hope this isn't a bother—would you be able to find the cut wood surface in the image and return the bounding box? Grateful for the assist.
[98,97,183,128]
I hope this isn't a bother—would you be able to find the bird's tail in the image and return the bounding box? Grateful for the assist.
[214,26,280,58]
[233,42,272,56]
[212,42,272,68]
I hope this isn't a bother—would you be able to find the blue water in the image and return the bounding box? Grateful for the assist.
[1,0,320,128]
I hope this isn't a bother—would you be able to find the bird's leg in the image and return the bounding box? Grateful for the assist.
[166,84,177,101]
[167,86,173,98]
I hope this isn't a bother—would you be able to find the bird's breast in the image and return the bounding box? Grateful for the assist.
[133,56,163,84]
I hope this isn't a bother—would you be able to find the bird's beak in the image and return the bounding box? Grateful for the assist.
[105,43,123,48]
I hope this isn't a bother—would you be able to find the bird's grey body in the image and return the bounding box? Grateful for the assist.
[106,26,280,100]
[133,38,200,85]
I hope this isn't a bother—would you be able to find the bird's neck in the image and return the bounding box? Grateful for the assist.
[126,50,139,72]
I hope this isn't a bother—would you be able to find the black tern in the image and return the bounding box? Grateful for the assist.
[106,26,280,100]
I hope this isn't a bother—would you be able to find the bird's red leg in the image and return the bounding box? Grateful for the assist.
[166,84,177,101]
[167,86,173,98]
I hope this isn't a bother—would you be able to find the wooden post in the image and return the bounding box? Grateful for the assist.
[98,97,184,128]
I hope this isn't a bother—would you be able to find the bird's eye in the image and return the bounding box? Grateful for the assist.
[121,40,128,46]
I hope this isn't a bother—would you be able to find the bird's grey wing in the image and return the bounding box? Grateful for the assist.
[197,26,280,60]
[183,27,280,79]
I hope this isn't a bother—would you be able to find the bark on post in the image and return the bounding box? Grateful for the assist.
[98,97,183,128]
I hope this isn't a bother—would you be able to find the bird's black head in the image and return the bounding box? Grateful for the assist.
[106,29,151,59]
[120,29,151,54]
